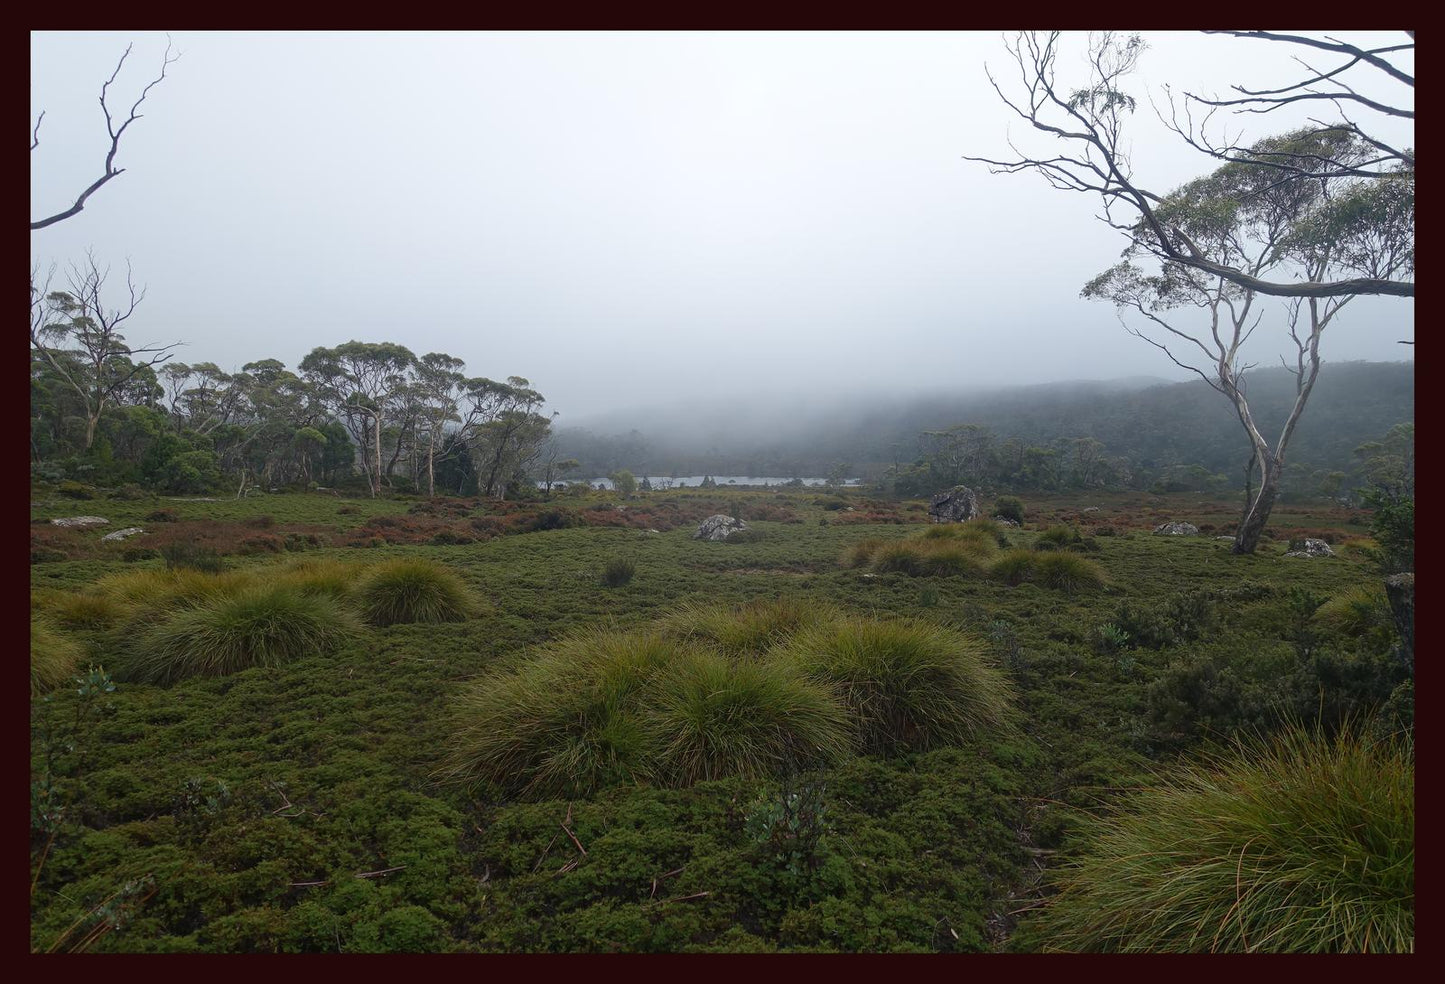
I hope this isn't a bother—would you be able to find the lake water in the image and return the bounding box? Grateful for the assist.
[543,476,862,490]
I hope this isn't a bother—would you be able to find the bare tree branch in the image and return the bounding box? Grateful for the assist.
[31,37,180,231]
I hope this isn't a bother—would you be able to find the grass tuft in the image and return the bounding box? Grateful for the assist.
[31,618,85,696]
[646,649,853,785]
[127,586,361,684]
[661,596,835,657]
[776,617,1014,754]
[357,558,473,626]
[1032,551,1106,594]
[1033,724,1414,953]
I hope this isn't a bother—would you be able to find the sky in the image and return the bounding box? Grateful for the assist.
[30,31,1414,427]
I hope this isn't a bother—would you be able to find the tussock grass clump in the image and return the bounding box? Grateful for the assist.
[1032,551,1106,594]
[1314,585,1393,639]
[95,569,257,635]
[32,589,124,630]
[841,537,888,569]
[441,629,679,798]
[601,557,636,588]
[1034,726,1414,953]
[778,617,1014,754]
[31,618,85,696]
[662,596,836,657]
[870,539,989,577]
[357,558,473,626]
[647,650,852,785]
[274,558,363,600]
[127,586,361,685]
[990,549,1038,587]
[1035,525,1079,550]
[920,520,1001,545]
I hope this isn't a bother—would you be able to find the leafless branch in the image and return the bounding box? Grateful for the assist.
[31,37,180,231]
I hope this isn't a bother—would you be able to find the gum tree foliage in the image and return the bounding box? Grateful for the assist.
[968,31,1414,300]
[29,255,179,452]
[1080,127,1412,554]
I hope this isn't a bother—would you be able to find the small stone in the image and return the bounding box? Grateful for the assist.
[101,527,146,542]
[1284,538,1335,558]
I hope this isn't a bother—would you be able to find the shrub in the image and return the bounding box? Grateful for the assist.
[647,650,853,785]
[337,505,361,515]
[1114,589,1217,649]
[662,597,835,657]
[1032,552,1106,594]
[145,508,179,523]
[430,529,475,546]
[357,558,473,626]
[239,534,285,555]
[777,617,1014,754]
[127,586,360,684]
[601,557,636,588]
[160,542,225,574]
[993,496,1025,524]
[1036,525,1081,550]
[720,528,765,544]
[243,515,276,529]
[531,509,584,532]
[1032,726,1414,953]
[57,480,96,500]
[31,618,85,696]
[121,546,160,562]
[990,549,1037,587]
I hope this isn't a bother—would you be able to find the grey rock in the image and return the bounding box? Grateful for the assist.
[1082,506,1100,513]
[1153,521,1199,536]
[928,486,980,524]
[1284,537,1335,558]
[694,514,749,541]
[50,516,109,528]
[101,527,146,542]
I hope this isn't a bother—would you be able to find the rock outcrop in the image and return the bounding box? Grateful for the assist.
[1153,522,1199,536]
[101,527,146,542]
[50,516,110,528]
[928,486,980,524]
[694,515,749,541]
[1283,538,1335,558]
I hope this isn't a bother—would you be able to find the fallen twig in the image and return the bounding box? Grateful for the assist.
[560,822,587,856]
[355,865,407,879]
[290,880,331,888]
[650,866,686,899]
[654,890,710,906]
[532,833,559,873]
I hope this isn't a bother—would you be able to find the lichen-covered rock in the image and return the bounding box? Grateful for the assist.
[1153,522,1199,536]
[101,527,146,542]
[1284,537,1335,558]
[50,516,110,528]
[694,515,748,541]
[928,486,980,524]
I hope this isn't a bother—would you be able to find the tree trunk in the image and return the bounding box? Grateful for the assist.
[427,436,436,498]
[1233,455,1281,554]
[372,413,383,498]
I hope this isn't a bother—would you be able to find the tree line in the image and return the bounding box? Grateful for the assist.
[30,279,556,499]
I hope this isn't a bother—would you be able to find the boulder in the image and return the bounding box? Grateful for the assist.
[50,516,110,528]
[1082,506,1100,514]
[694,515,749,541]
[101,527,146,542]
[1284,537,1335,558]
[928,486,980,524]
[1153,522,1199,536]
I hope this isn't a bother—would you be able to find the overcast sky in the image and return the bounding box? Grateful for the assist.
[30,31,1414,426]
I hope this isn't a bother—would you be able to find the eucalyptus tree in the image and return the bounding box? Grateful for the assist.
[969,31,1414,300]
[1082,129,1412,553]
[467,377,551,499]
[29,255,179,451]
[300,342,417,497]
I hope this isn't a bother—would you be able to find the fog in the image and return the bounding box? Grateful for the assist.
[31,31,1413,429]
